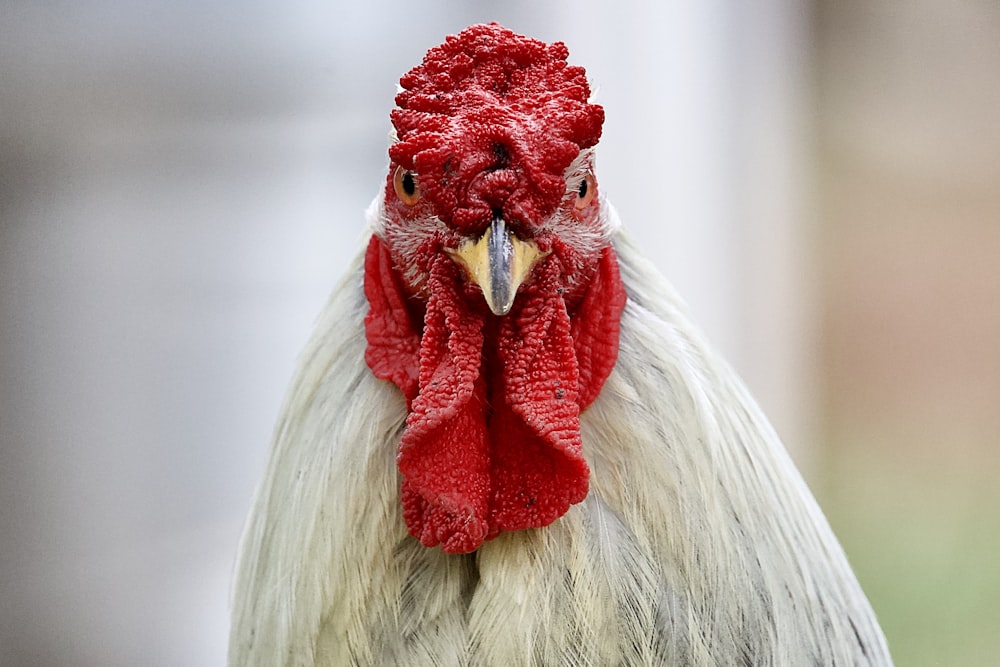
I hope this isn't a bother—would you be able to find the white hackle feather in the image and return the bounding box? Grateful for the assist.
[229,199,892,666]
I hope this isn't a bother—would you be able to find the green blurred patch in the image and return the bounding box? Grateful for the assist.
[818,440,1000,667]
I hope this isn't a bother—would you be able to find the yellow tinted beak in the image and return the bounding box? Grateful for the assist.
[447,215,548,316]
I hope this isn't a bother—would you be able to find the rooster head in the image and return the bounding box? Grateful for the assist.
[364,23,627,553]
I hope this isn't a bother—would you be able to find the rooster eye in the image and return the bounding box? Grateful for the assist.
[574,172,597,210]
[393,166,420,206]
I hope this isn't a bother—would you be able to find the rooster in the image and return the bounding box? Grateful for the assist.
[229,23,892,666]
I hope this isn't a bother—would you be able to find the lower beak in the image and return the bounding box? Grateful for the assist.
[447,215,548,316]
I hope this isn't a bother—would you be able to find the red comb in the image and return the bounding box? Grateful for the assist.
[388,23,604,232]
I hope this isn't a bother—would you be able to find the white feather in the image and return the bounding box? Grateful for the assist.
[229,202,892,665]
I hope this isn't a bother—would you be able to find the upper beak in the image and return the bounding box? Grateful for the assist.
[447,214,548,316]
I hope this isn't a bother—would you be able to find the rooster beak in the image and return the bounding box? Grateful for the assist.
[447,214,548,316]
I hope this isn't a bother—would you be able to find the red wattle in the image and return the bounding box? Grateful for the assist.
[363,237,421,402]
[364,236,626,553]
[397,257,491,553]
[489,259,590,533]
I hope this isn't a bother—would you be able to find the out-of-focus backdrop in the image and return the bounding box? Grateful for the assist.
[1,2,997,665]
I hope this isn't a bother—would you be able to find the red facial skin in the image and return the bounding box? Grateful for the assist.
[364,24,627,553]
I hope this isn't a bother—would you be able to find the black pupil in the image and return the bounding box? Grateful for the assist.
[402,172,416,196]
[578,178,588,199]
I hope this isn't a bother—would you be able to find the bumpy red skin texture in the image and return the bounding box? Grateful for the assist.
[389,23,604,237]
[365,237,626,553]
[363,24,627,553]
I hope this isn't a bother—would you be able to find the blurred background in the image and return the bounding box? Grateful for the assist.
[1,1,997,664]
